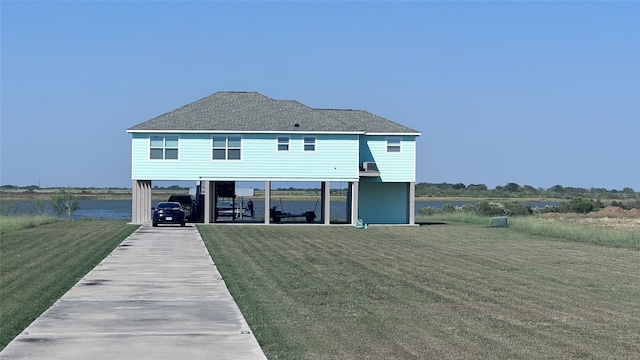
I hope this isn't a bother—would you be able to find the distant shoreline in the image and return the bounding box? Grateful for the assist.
[1,183,637,203]
[0,187,595,204]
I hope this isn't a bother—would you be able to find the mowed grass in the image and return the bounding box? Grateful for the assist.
[0,220,138,349]
[199,224,640,359]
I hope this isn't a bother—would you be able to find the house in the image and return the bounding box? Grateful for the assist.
[127,91,421,225]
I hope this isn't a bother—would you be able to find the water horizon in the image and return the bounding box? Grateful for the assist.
[4,199,560,221]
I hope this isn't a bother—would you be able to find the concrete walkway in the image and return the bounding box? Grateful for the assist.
[1,224,267,360]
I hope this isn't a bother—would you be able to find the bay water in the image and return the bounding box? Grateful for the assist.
[6,199,559,221]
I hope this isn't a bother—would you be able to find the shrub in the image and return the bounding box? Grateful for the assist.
[418,207,436,216]
[610,200,626,209]
[568,197,602,214]
[475,201,506,217]
[440,203,457,213]
[460,204,475,212]
[29,199,50,215]
[541,197,604,214]
[51,191,80,219]
[504,201,531,216]
[609,200,639,210]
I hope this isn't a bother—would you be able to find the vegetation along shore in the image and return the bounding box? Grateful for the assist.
[1,182,638,201]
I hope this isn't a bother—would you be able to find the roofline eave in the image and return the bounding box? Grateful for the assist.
[126,129,367,135]
[364,132,421,136]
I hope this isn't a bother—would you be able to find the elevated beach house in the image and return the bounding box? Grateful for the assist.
[127,91,420,225]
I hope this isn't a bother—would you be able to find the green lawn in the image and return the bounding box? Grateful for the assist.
[0,220,138,349]
[198,224,640,359]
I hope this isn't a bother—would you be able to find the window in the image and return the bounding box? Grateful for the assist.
[386,137,401,153]
[150,135,178,160]
[303,137,316,152]
[212,135,242,160]
[277,136,289,151]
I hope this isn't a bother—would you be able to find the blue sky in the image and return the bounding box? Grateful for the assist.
[1,1,639,190]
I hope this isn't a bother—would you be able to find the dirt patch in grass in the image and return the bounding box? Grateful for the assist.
[540,206,640,232]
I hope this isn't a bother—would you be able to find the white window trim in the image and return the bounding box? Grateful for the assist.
[212,135,243,161]
[303,136,316,152]
[386,136,402,153]
[277,136,290,152]
[149,135,180,160]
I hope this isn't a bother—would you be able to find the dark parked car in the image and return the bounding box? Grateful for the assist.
[168,194,196,221]
[153,202,186,227]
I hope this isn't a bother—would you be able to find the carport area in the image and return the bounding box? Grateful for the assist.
[132,180,360,225]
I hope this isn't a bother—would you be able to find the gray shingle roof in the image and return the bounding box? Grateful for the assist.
[127,91,420,134]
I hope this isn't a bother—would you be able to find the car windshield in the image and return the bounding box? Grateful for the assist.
[157,203,181,210]
[169,196,191,204]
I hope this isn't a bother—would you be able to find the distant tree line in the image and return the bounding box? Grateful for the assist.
[415,182,637,200]
[2,182,637,202]
[0,185,189,191]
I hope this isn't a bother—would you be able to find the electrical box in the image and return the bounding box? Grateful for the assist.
[491,216,508,227]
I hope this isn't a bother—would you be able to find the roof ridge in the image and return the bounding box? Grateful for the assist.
[127,92,420,134]
[217,91,259,94]
[313,108,357,111]
[275,99,311,107]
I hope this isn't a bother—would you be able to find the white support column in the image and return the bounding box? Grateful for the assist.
[264,181,271,224]
[132,180,152,224]
[320,182,325,223]
[131,180,138,224]
[143,180,151,224]
[203,181,211,224]
[346,182,352,224]
[350,181,359,226]
[408,182,415,225]
[213,181,218,223]
[322,181,330,225]
[131,180,140,224]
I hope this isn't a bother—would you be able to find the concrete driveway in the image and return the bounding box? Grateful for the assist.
[0,224,267,360]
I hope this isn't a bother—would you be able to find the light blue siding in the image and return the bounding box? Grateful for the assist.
[359,135,416,182]
[132,133,359,181]
[358,181,408,224]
